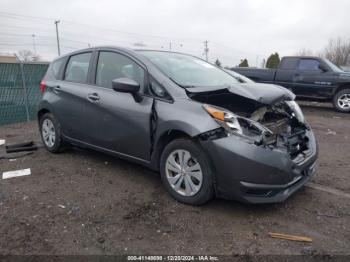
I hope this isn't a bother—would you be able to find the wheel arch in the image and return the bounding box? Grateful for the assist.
[37,108,50,121]
[150,129,192,171]
[334,83,350,96]
[150,128,218,196]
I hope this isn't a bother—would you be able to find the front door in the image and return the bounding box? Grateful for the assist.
[292,58,335,98]
[83,50,153,161]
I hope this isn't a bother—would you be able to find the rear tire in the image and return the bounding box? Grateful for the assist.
[160,138,214,205]
[39,113,65,153]
[333,88,350,113]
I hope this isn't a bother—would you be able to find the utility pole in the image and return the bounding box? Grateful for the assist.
[31,34,36,55]
[203,40,209,61]
[54,20,61,56]
[169,42,172,51]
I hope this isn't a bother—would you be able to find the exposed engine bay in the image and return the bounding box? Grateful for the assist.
[189,89,310,161]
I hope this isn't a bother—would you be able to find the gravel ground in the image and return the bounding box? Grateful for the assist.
[0,102,349,256]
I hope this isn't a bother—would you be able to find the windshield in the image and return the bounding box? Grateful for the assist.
[324,58,344,73]
[138,51,240,87]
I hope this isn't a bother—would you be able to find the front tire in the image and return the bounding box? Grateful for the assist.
[160,138,214,205]
[39,113,65,153]
[333,88,350,113]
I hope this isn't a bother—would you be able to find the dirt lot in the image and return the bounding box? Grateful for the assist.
[0,102,349,256]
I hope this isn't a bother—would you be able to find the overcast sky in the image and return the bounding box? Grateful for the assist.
[0,0,349,66]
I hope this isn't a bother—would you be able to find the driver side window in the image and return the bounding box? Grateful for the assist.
[96,51,145,90]
[298,59,320,71]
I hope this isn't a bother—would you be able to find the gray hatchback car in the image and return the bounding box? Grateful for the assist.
[38,46,318,205]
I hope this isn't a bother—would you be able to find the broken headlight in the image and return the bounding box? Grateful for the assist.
[203,104,272,143]
[285,101,305,123]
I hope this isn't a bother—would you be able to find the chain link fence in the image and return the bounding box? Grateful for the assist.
[0,62,49,126]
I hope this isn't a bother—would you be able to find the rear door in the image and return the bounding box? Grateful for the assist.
[274,57,299,91]
[82,50,153,161]
[292,58,335,98]
[49,52,93,140]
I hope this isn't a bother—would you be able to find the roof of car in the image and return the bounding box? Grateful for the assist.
[52,46,189,62]
[282,56,322,60]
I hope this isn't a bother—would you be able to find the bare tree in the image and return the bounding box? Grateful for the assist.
[31,55,41,62]
[17,49,36,62]
[322,37,350,66]
[295,48,313,56]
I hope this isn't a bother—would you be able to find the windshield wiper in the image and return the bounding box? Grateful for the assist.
[167,76,197,88]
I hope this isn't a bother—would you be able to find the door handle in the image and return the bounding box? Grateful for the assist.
[293,73,302,81]
[52,85,61,93]
[87,93,100,102]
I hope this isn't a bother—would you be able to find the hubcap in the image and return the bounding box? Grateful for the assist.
[338,94,350,109]
[165,149,203,196]
[42,119,56,148]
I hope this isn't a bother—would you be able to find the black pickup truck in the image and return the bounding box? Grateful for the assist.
[232,56,350,112]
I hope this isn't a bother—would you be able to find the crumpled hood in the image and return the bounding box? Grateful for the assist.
[186,82,295,105]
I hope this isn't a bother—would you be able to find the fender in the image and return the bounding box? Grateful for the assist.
[37,100,57,120]
[148,98,220,170]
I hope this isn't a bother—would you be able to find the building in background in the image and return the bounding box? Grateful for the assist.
[0,55,16,63]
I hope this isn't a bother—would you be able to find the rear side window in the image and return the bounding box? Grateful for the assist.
[51,58,64,79]
[64,52,92,83]
[298,59,320,71]
[96,51,145,90]
[279,58,299,70]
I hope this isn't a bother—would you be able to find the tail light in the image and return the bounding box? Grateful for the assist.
[40,80,46,93]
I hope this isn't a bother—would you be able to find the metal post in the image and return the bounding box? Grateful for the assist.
[55,20,61,56]
[14,54,30,122]
[31,34,37,55]
[204,40,209,61]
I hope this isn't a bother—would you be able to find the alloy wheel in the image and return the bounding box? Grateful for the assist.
[338,93,350,109]
[42,118,56,148]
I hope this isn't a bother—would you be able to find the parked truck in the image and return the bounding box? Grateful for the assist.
[232,56,350,112]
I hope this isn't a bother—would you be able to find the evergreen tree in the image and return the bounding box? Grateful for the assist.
[238,58,249,67]
[266,52,281,68]
[215,58,222,67]
[274,52,281,67]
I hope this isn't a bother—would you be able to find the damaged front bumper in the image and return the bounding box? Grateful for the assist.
[200,128,318,204]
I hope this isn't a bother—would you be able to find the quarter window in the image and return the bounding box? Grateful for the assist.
[64,52,92,83]
[279,58,298,70]
[51,58,64,79]
[96,51,145,90]
[298,59,320,71]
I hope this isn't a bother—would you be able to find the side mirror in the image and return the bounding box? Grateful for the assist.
[112,78,142,102]
[318,64,328,72]
[112,78,140,93]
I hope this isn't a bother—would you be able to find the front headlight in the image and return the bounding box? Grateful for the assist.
[203,104,272,143]
[285,101,304,123]
[203,104,242,134]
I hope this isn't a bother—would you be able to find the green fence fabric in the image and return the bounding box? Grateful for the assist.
[0,62,49,126]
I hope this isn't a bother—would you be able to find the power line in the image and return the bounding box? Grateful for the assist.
[0,10,263,65]
[0,10,202,42]
[0,32,93,45]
